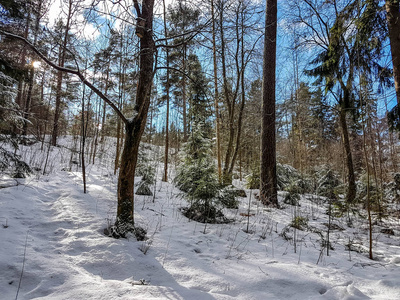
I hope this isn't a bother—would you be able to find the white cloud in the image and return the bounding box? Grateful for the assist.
[47,0,100,41]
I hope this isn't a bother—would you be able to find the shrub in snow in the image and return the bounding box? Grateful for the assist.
[290,216,309,230]
[217,186,239,209]
[0,71,23,132]
[315,168,340,199]
[246,163,312,193]
[384,173,400,204]
[283,182,301,206]
[356,172,386,217]
[136,165,155,196]
[277,164,312,193]
[245,166,260,189]
[135,144,152,177]
[0,146,31,178]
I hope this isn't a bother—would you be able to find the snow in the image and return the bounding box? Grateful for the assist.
[1,137,400,299]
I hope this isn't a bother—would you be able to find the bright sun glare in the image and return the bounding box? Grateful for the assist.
[32,61,41,68]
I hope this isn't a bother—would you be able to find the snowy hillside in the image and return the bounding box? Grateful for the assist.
[1,138,400,299]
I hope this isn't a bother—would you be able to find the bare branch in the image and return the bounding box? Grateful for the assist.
[133,0,141,17]
[0,30,128,125]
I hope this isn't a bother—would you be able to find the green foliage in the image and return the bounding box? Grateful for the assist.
[246,163,312,193]
[187,54,211,127]
[284,183,301,206]
[356,173,386,216]
[175,123,231,223]
[330,200,349,218]
[217,187,239,209]
[277,164,312,193]
[136,165,155,196]
[0,145,31,178]
[245,165,260,189]
[385,173,400,203]
[315,168,340,199]
[387,105,400,134]
[0,71,22,133]
[135,144,152,177]
[290,216,308,230]
[175,123,217,197]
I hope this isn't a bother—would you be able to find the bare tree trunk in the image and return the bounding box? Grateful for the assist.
[361,86,373,260]
[339,106,356,204]
[91,99,101,164]
[22,68,34,136]
[115,0,155,235]
[52,0,73,146]
[22,1,43,137]
[211,0,222,183]
[81,84,87,193]
[228,6,246,176]
[260,0,278,207]
[100,68,110,144]
[182,45,187,141]
[162,0,170,182]
[386,0,400,107]
[219,1,242,185]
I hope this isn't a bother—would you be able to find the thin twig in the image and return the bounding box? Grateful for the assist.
[15,231,29,300]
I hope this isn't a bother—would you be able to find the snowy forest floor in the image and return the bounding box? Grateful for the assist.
[1,137,400,299]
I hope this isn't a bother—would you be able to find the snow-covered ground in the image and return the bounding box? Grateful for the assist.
[1,137,400,299]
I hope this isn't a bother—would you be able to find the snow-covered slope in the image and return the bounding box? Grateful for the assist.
[1,138,400,299]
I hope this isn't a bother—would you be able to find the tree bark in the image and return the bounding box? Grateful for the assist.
[182,45,187,141]
[260,0,278,207]
[52,0,73,146]
[219,1,243,185]
[100,68,110,144]
[115,0,155,234]
[211,0,222,183]
[81,84,87,193]
[339,105,356,204]
[386,0,400,107]
[22,67,34,136]
[163,0,170,182]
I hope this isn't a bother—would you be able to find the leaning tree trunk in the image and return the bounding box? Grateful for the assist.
[260,0,278,207]
[386,0,400,107]
[115,0,155,235]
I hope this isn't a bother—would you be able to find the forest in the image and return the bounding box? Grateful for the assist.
[1,0,400,299]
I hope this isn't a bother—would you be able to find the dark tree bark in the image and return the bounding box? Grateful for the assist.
[162,0,170,182]
[81,84,87,193]
[22,67,34,136]
[22,0,44,136]
[260,0,278,207]
[52,0,73,146]
[211,0,222,183]
[115,0,155,234]
[218,1,246,185]
[339,103,356,204]
[386,0,400,107]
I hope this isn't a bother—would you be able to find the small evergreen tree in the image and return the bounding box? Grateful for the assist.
[136,165,155,196]
[0,71,31,178]
[175,122,227,223]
